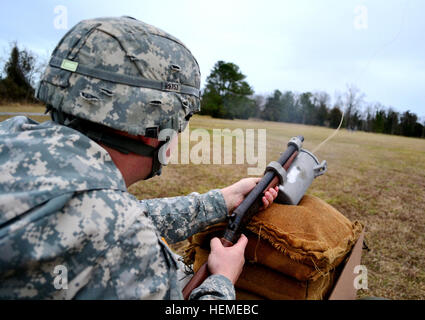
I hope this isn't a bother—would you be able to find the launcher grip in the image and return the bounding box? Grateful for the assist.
[182,152,298,300]
[182,238,233,300]
[182,135,303,300]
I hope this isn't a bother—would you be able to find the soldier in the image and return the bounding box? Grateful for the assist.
[0,16,278,299]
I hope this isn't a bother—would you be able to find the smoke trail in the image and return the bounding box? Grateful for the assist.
[312,111,344,153]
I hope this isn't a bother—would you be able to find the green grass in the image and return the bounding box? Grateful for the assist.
[0,103,48,123]
[143,115,425,300]
[2,105,425,299]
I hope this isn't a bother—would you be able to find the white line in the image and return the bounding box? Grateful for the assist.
[0,112,47,116]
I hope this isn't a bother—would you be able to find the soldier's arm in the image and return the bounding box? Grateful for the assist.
[141,178,278,244]
[141,189,228,244]
[188,274,235,300]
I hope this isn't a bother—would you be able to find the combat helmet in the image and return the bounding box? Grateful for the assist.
[37,16,201,178]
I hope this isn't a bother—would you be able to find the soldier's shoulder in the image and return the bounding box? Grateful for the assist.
[50,189,154,250]
[68,188,146,219]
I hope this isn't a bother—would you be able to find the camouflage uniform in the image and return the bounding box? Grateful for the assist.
[0,17,236,299]
[0,116,234,299]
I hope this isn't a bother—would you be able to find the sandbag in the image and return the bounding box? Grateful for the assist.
[193,246,335,300]
[184,195,363,282]
[237,262,335,300]
[246,195,363,280]
[235,289,264,300]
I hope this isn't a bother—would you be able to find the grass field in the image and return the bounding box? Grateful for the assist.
[2,104,424,299]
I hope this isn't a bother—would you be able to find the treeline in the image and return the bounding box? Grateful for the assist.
[201,61,425,139]
[0,43,43,104]
[1,46,423,139]
[256,88,424,138]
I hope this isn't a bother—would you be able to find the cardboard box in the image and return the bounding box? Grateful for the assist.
[328,231,365,300]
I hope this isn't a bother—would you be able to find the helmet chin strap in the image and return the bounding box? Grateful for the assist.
[50,108,166,179]
[145,146,164,179]
[84,130,167,180]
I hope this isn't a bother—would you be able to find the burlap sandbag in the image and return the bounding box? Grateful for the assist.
[237,262,335,300]
[246,195,363,280]
[184,195,363,282]
[193,246,335,300]
[235,289,264,300]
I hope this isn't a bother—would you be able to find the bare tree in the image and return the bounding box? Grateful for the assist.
[312,91,331,126]
[343,84,365,130]
[253,93,266,112]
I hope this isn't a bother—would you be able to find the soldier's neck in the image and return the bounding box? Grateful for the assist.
[100,144,153,187]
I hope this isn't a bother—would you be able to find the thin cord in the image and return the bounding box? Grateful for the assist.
[312,110,344,154]
[312,1,410,154]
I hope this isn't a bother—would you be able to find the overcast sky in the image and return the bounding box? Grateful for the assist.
[1,0,424,119]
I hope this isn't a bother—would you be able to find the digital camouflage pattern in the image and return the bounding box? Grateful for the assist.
[37,16,201,136]
[0,116,234,300]
[0,16,234,300]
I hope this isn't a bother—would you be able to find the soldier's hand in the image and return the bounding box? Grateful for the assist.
[207,234,248,284]
[221,177,279,213]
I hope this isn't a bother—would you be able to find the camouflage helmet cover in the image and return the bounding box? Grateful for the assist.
[37,16,201,136]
